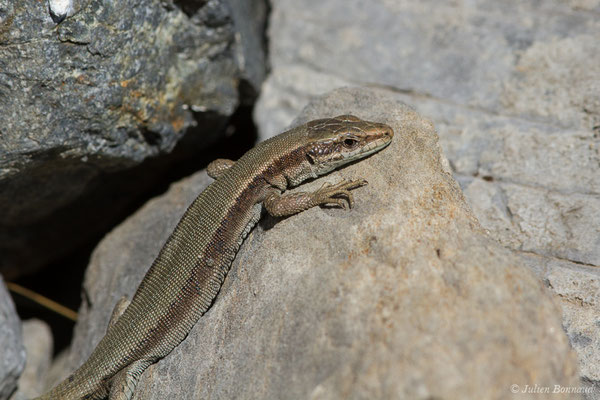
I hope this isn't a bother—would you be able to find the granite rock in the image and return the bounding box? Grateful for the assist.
[0,0,267,277]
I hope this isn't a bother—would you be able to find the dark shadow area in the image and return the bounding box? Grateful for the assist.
[173,0,209,18]
[11,102,258,355]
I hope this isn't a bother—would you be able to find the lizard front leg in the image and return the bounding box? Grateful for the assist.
[263,179,368,217]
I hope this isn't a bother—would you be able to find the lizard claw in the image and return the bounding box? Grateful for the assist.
[314,178,368,210]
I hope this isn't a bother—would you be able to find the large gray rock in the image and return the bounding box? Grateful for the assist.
[254,0,600,393]
[0,277,25,400]
[255,0,600,137]
[48,88,582,399]
[401,96,600,266]
[0,0,267,277]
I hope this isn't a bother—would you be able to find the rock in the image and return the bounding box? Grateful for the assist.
[254,0,600,391]
[254,66,351,139]
[409,95,600,266]
[227,0,268,93]
[255,0,600,136]
[54,88,582,399]
[464,178,600,265]
[0,277,25,400]
[11,319,53,399]
[501,34,600,130]
[0,0,267,278]
[522,254,600,390]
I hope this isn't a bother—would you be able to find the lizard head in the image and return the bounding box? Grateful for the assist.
[304,114,394,176]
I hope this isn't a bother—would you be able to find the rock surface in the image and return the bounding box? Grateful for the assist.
[13,319,53,399]
[0,0,267,277]
[0,278,25,400]
[255,0,600,394]
[53,88,583,399]
[521,254,600,396]
[256,0,600,137]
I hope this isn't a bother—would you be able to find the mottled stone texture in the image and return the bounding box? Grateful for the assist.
[0,277,25,400]
[55,88,581,400]
[11,319,53,400]
[255,0,600,395]
[0,0,266,277]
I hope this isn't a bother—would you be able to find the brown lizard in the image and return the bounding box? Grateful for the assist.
[35,114,393,399]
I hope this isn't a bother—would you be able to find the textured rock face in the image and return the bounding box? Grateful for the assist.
[12,319,53,400]
[61,88,581,399]
[0,0,266,277]
[255,0,600,394]
[0,277,25,400]
[255,0,600,138]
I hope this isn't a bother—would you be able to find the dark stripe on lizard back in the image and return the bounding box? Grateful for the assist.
[115,144,308,364]
[34,115,393,400]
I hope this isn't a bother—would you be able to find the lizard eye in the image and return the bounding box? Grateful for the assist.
[343,137,359,148]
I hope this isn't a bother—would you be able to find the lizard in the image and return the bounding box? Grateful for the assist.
[35,114,394,400]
